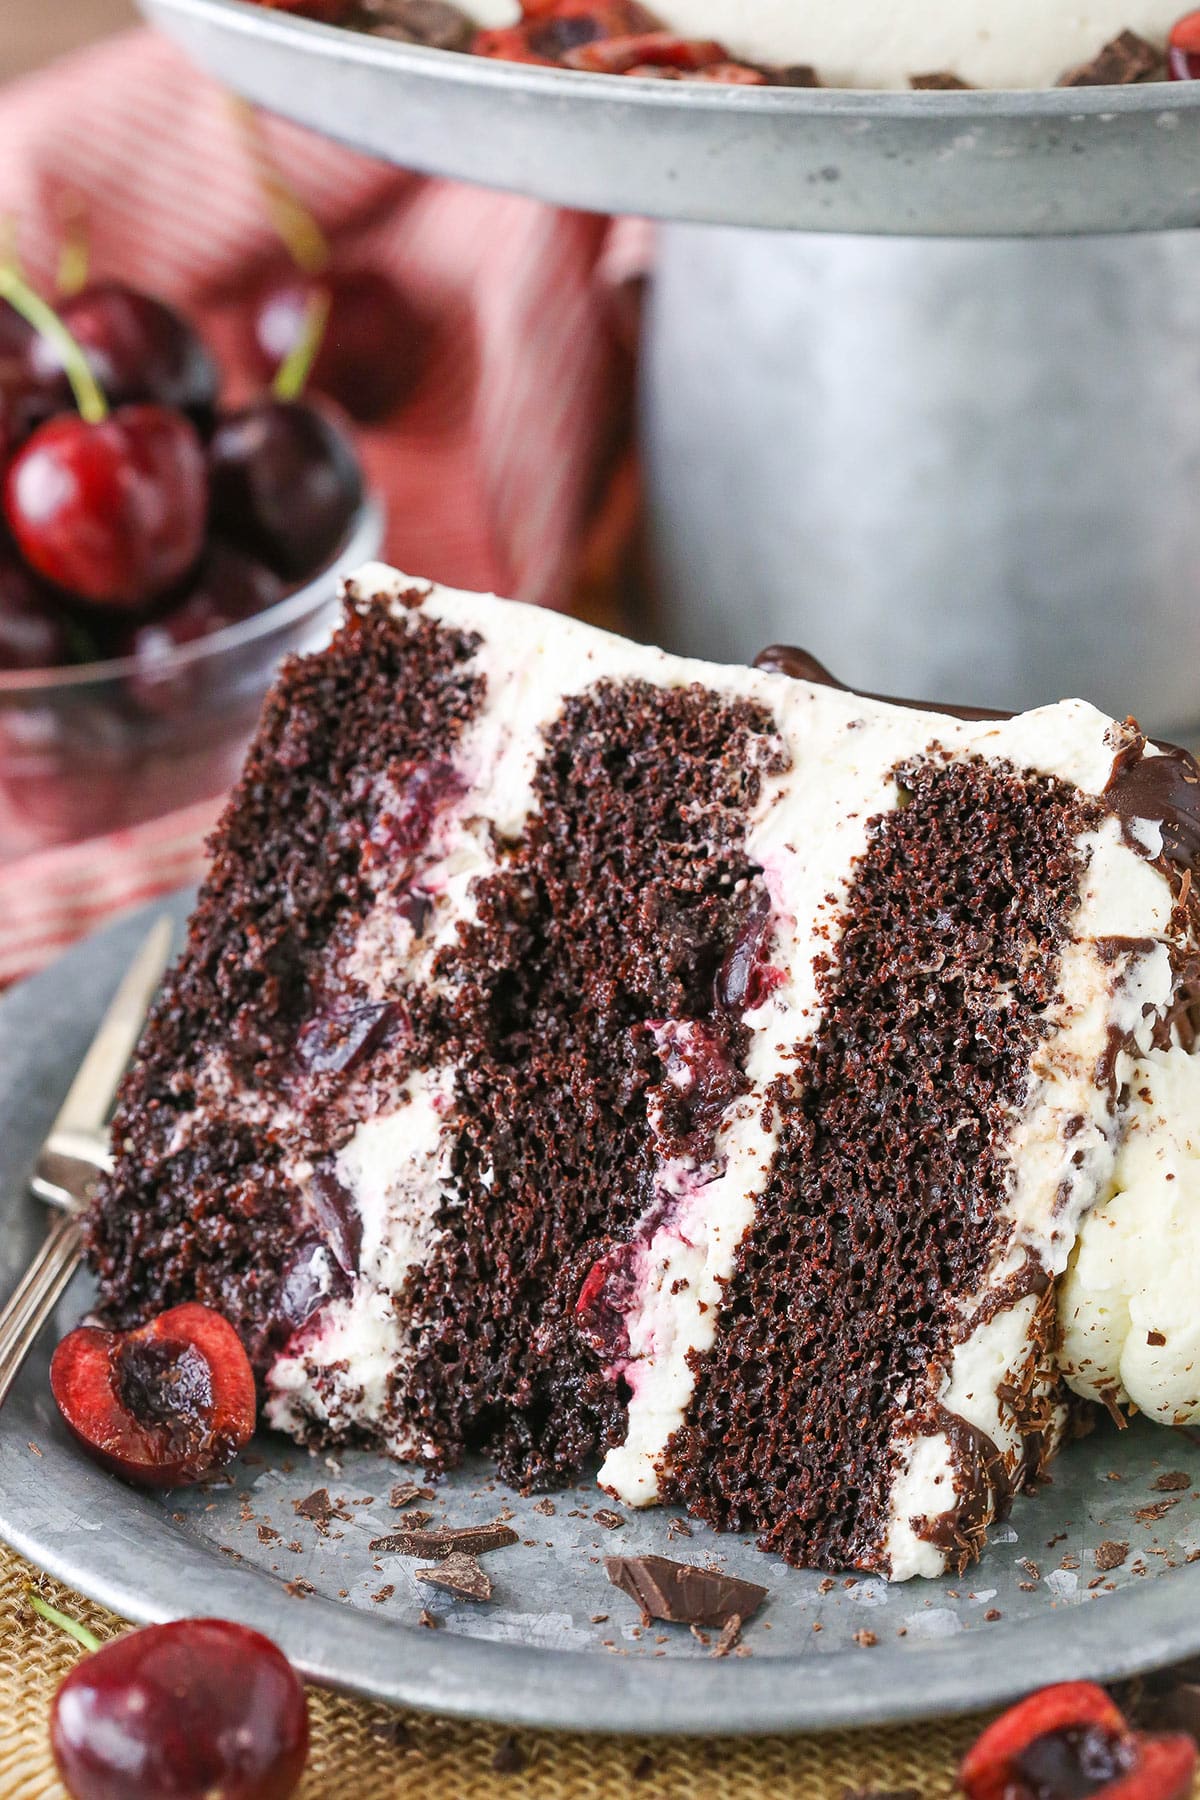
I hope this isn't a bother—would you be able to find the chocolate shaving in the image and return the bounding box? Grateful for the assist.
[1095,1540,1129,1571]
[712,1615,743,1657]
[909,70,974,88]
[771,63,820,86]
[389,1482,434,1510]
[593,1508,626,1531]
[370,1521,518,1558]
[415,1552,493,1601]
[1135,1498,1181,1524]
[605,1555,767,1629]
[1059,28,1164,84]
[491,1736,528,1774]
[292,1488,350,1525]
[349,0,474,49]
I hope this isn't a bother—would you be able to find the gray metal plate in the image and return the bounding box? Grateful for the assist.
[140,0,1200,236]
[3,896,1200,1733]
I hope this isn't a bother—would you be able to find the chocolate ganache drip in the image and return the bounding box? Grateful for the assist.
[752,644,1010,723]
[1103,728,1200,868]
[753,648,1200,868]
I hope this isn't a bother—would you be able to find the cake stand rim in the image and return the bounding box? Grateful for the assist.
[140,0,1200,122]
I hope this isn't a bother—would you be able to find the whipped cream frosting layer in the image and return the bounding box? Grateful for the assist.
[1059,1041,1200,1426]
[260,566,1191,1576]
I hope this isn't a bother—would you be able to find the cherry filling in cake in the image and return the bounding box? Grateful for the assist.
[87,566,1200,1578]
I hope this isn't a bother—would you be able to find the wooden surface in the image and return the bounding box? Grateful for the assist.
[1,0,138,83]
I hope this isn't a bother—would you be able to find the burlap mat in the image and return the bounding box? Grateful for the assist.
[0,1542,991,1799]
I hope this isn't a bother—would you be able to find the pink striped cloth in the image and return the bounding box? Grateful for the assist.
[0,28,651,985]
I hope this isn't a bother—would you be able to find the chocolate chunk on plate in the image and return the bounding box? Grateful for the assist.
[370,1520,518,1558]
[909,70,974,88]
[1058,29,1164,85]
[605,1555,767,1629]
[415,1552,493,1602]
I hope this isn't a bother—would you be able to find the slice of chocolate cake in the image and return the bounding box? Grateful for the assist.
[86,565,1200,1580]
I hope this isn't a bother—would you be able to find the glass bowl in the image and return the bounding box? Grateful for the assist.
[0,498,384,862]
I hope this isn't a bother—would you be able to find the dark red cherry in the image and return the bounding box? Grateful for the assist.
[4,405,207,608]
[27,283,220,432]
[207,398,362,580]
[50,1302,257,1488]
[1169,9,1200,75]
[51,1618,308,1800]
[0,303,33,359]
[716,889,782,1014]
[247,269,427,423]
[0,357,59,467]
[0,554,72,670]
[122,546,286,713]
[576,1242,640,1361]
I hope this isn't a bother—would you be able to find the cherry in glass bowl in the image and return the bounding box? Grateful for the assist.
[0,497,382,861]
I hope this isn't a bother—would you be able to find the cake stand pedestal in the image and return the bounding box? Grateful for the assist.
[645,225,1200,730]
[141,0,1200,732]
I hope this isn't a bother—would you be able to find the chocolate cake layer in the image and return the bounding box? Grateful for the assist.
[87,566,1200,1579]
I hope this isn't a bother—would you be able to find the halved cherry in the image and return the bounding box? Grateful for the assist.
[960,1682,1196,1800]
[50,1303,256,1489]
[1168,9,1200,77]
[51,1617,308,1800]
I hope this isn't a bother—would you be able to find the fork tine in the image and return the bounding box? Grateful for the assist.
[47,915,173,1143]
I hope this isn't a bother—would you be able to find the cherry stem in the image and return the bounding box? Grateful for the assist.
[57,192,90,299]
[273,285,331,402]
[229,97,330,276]
[0,266,107,424]
[26,1588,103,1656]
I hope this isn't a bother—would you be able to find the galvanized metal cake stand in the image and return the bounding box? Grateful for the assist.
[4,898,1200,1735]
[143,0,1200,735]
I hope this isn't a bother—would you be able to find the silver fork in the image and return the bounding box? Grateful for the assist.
[0,917,173,1410]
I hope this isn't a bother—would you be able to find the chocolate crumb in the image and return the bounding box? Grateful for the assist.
[369,1718,411,1748]
[415,1552,493,1602]
[593,1508,626,1531]
[666,1517,693,1540]
[389,1483,435,1510]
[1148,1330,1168,1347]
[590,1613,609,1624]
[533,1498,557,1517]
[985,1609,1002,1621]
[491,1735,528,1774]
[632,1753,655,1781]
[909,70,974,88]
[1153,1471,1190,1491]
[712,1615,743,1657]
[371,1585,394,1604]
[418,1608,439,1629]
[257,1524,281,1544]
[1059,28,1164,84]
[853,1629,878,1648]
[605,1555,767,1630]
[284,1578,315,1598]
[293,1487,350,1525]
[371,1521,518,1558]
[1135,1499,1180,1525]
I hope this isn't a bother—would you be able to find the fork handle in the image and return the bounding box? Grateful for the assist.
[0,1211,83,1411]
